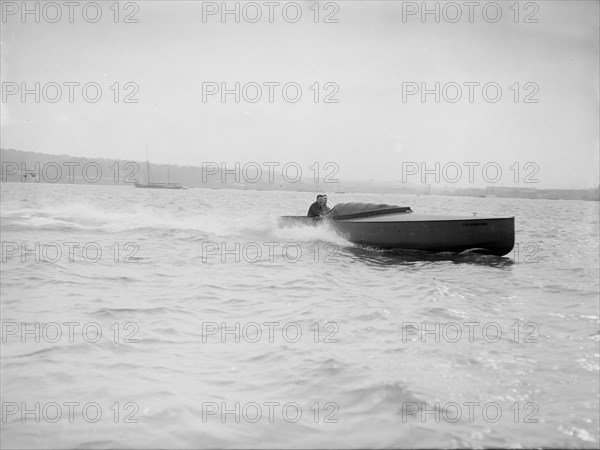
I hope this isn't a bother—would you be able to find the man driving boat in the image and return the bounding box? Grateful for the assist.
[307,194,331,217]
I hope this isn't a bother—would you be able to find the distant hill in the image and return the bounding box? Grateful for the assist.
[4,148,595,200]
[0,148,421,194]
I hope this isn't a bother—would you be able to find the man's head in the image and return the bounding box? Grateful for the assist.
[321,194,328,205]
[316,194,323,204]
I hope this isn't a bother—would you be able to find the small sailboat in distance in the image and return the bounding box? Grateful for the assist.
[135,149,184,189]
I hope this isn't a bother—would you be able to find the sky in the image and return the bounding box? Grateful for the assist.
[1,0,599,189]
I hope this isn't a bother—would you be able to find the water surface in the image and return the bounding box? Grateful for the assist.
[1,183,599,448]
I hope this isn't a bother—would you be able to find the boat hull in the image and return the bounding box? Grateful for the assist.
[279,214,515,256]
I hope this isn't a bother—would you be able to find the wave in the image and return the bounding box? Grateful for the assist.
[1,198,347,248]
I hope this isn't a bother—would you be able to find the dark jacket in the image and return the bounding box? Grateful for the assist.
[307,202,323,217]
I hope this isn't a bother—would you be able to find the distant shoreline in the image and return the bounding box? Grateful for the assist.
[2,148,598,201]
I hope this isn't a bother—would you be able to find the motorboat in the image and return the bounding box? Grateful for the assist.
[279,202,515,256]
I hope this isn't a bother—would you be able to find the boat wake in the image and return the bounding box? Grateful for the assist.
[267,216,351,246]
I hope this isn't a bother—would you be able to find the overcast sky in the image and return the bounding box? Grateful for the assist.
[1,0,598,188]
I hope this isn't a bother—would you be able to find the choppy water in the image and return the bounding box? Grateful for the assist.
[1,183,599,449]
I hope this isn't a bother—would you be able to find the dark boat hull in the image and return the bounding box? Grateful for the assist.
[278,214,515,256]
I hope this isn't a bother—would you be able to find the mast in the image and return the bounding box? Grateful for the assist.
[145,145,151,184]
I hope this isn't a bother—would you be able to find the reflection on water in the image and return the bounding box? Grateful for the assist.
[340,245,516,269]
